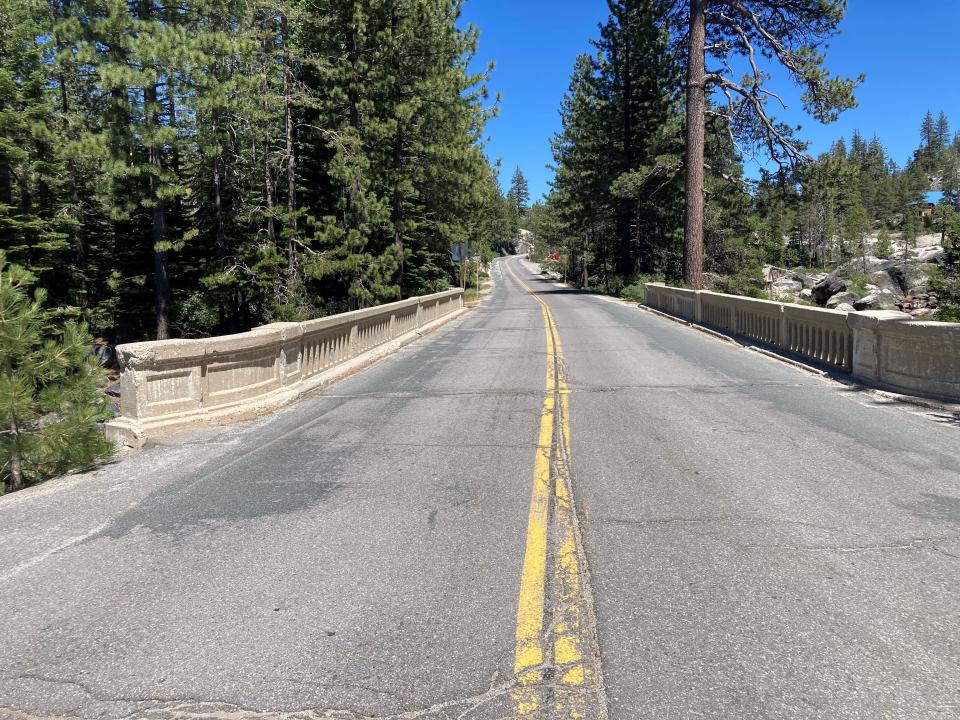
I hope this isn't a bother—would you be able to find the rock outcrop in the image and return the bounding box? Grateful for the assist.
[826,291,859,309]
[812,276,848,305]
[854,290,898,311]
[897,292,940,316]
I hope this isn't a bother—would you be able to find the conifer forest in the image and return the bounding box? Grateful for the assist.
[0,0,513,343]
[529,2,960,313]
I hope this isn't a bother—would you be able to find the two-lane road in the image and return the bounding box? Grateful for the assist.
[1,258,958,719]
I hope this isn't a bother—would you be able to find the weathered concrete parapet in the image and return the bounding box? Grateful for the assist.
[847,311,911,383]
[783,304,852,370]
[727,293,784,348]
[116,338,206,422]
[644,283,960,402]
[107,289,465,447]
[646,284,854,371]
[699,290,737,334]
[850,311,960,400]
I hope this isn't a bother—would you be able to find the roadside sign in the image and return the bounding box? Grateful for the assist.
[450,243,469,262]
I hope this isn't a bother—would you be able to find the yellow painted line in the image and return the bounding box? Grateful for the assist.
[506,259,590,715]
[507,262,555,714]
[513,380,553,677]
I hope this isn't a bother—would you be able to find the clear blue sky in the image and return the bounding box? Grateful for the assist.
[461,1,960,201]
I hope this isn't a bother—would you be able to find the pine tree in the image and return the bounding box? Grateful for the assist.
[875,226,892,259]
[509,167,530,220]
[0,0,71,292]
[935,112,950,161]
[550,54,615,287]
[675,0,861,287]
[0,253,113,493]
[920,110,937,164]
[595,0,675,277]
[932,212,960,321]
[842,201,870,269]
[1,0,501,346]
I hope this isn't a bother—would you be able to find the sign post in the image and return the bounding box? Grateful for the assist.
[450,243,469,290]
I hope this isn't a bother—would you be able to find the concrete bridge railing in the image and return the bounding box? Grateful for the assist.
[106,289,464,446]
[645,283,960,402]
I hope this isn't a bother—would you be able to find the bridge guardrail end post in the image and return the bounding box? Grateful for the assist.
[847,310,911,383]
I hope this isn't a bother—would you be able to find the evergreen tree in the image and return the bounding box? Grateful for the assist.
[935,112,950,161]
[509,167,530,220]
[932,212,960,321]
[920,110,937,165]
[0,253,113,493]
[675,0,861,287]
[549,54,615,287]
[0,0,71,294]
[0,0,501,343]
[594,0,675,277]
[875,226,892,259]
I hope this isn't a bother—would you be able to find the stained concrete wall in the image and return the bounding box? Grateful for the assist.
[645,283,960,402]
[107,289,465,446]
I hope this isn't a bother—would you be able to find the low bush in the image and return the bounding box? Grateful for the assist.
[714,265,766,298]
[847,273,872,297]
[0,253,114,494]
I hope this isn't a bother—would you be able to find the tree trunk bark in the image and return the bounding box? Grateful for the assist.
[391,5,404,298]
[52,0,87,309]
[264,139,275,244]
[392,130,404,298]
[281,11,297,281]
[109,84,131,343]
[7,419,23,492]
[213,113,226,254]
[145,80,171,340]
[60,75,87,309]
[260,21,276,247]
[345,13,363,309]
[682,0,706,289]
[617,7,634,277]
[166,86,182,223]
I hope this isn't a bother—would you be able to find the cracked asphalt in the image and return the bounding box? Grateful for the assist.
[2,258,960,719]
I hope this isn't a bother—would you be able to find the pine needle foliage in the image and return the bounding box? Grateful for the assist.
[0,252,113,494]
[0,0,506,341]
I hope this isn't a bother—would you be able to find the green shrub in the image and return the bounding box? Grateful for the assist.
[620,274,664,302]
[621,283,646,302]
[172,291,220,338]
[715,265,766,298]
[0,253,114,494]
[930,214,960,321]
[605,273,626,296]
[874,226,893,258]
[847,273,871,296]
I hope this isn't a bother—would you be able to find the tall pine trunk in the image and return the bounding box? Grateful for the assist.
[212,112,226,253]
[259,17,277,248]
[682,0,706,289]
[281,11,297,282]
[391,6,404,298]
[7,420,22,493]
[62,90,86,309]
[145,79,171,340]
[108,85,132,342]
[52,0,87,309]
[617,7,634,277]
[345,13,363,309]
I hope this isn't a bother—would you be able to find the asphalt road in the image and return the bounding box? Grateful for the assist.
[2,257,959,719]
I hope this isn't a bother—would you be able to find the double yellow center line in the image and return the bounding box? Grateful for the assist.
[505,260,604,718]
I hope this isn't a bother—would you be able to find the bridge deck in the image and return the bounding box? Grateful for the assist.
[1,258,958,719]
